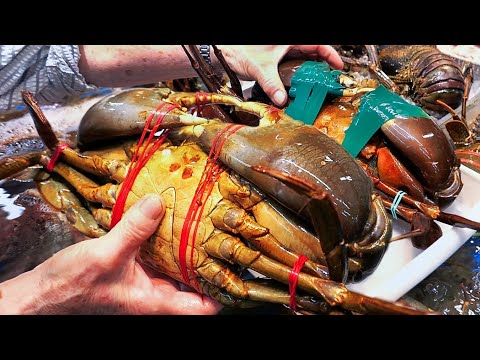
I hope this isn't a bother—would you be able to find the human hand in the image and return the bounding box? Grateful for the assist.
[0,194,223,315]
[216,45,344,106]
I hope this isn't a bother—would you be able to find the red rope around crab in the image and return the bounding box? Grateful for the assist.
[110,101,179,228]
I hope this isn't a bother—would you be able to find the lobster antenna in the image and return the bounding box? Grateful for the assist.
[461,63,474,123]
[364,45,399,92]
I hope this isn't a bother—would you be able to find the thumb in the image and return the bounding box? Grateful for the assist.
[103,194,165,260]
[254,66,288,107]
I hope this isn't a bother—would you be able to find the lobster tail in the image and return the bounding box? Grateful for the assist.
[411,48,465,111]
[378,45,466,113]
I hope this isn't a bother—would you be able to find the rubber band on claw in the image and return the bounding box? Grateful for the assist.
[390,190,407,220]
[46,143,70,171]
[288,255,308,310]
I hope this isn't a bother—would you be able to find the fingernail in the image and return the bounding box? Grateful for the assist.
[138,194,164,220]
[273,90,286,106]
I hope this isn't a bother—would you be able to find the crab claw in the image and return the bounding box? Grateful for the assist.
[376,147,426,202]
[381,116,462,205]
[388,209,443,250]
[251,165,347,283]
[21,91,60,150]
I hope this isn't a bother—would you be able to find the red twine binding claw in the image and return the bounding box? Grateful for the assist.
[194,91,209,114]
[178,123,245,289]
[195,91,208,105]
[46,142,70,171]
[288,255,308,310]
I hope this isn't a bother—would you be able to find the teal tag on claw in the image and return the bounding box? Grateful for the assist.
[342,85,431,157]
[285,61,345,125]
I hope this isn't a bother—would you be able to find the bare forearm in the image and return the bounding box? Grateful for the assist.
[78,45,204,87]
[0,267,49,314]
[0,259,86,315]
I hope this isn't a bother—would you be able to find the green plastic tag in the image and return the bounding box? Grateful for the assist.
[285,61,345,125]
[342,85,430,157]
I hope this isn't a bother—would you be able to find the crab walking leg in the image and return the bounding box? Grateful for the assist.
[35,170,107,237]
[250,199,327,264]
[379,195,443,249]
[55,148,129,183]
[169,92,304,127]
[20,90,130,182]
[196,275,264,309]
[209,199,329,279]
[359,162,480,230]
[244,186,390,278]
[196,265,338,313]
[0,151,48,180]
[48,162,119,208]
[91,208,113,230]
[218,172,329,265]
[202,232,431,314]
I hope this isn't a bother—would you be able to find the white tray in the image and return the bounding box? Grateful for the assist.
[347,165,480,301]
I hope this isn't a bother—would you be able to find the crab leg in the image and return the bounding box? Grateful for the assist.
[436,100,473,144]
[251,166,393,283]
[209,199,329,279]
[35,170,107,238]
[249,188,390,282]
[21,90,131,182]
[202,231,432,314]
[456,149,480,172]
[251,165,347,283]
[57,149,129,183]
[380,195,443,249]
[359,161,480,231]
[0,151,48,180]
[250,198,328,264]
[46,161,118,208]
[196,267,340,314]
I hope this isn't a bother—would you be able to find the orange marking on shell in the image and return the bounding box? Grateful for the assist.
[265,107,283,122]
[169,163,181,172]
[182,153,201,165]
[182,167,194,179]
[189,154,201,163]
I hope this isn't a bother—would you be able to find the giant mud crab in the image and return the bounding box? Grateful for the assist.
[2,46,479,314]
[0,87,436,315]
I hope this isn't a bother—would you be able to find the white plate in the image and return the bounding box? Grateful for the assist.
[347,165,480,301]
